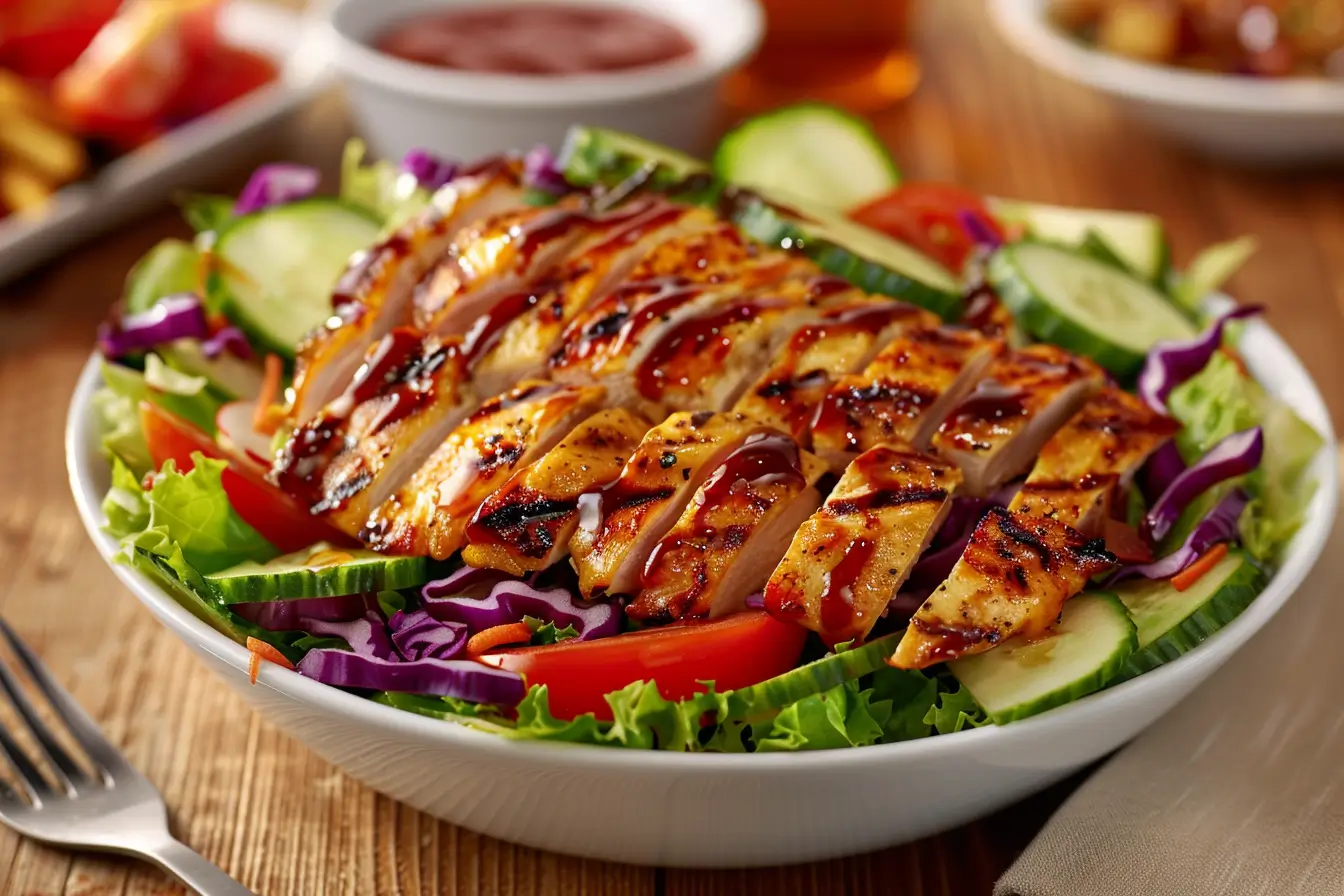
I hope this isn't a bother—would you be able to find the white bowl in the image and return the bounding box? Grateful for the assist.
[322,0,763,162]
[67,307,1337,868]
[989,0,1344,166]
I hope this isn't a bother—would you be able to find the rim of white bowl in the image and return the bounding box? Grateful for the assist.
[989,0,1344,115]
[68,305,1337,771]
[323,0,764,109]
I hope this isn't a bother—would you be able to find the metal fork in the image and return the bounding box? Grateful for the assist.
[0,618,252,895]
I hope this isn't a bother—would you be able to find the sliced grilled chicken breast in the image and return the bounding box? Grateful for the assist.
[889,506,1115,669]
[930,345,1105,497]
[463,203,721,398]
[1010,387,1179,536]
[363,381,607,559]
[630,274,869,415]
[462,408,651,575]
[290,160,522,422]
[631,433,828,623]
[765,445,963,646]
[271,329,472,537]
[569,411,776,599]
[734,299,939,443]
[811,327,1005,470]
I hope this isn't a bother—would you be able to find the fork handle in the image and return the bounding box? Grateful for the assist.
[143,837,255,896]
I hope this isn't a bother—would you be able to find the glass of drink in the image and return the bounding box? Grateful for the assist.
[727,0,920,111]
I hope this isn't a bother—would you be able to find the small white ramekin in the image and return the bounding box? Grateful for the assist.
[323,0,763,163]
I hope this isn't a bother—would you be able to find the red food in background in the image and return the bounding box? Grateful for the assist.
[0,0,121,83]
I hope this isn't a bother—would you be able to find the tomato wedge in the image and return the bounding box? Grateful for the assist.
[1103,518,1153,565]
[476,611,808,720]
[139,401,353,553]
[849,182,1006,274]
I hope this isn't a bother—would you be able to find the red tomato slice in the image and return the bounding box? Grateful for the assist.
[1104,518,1153,565]
[849,182,1006,274]
[139,401,354,553]
[476,611,809,720]
[168,44,276,122]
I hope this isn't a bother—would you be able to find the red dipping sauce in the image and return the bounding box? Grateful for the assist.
[374,4,696,76]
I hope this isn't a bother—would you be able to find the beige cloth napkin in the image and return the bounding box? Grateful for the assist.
[997,470,1344,896]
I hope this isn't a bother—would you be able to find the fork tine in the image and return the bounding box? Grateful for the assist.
[0,633,89,792]
[0,618,126,779]
[0,718,50,803]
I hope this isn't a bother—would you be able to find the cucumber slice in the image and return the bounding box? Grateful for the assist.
[988,241,1197,375]
[714,103,900,211]
[723,633,901,719]
[950,593,1138,724]
[1112,550,1265,682]
[207,198,381,357]
[206,542,444,603]
[988,197,1170,283]
[158,339,264,401]
[731,196,963,318]
[560,125,706,190]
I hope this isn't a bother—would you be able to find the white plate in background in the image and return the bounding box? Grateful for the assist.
[0,1,333,286]
[989,0,1344,167]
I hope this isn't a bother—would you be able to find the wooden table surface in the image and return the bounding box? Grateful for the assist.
[1,2,1342,893]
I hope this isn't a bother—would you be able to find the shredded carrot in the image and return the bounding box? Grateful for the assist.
[253,354,284,433]
[1219,345,1250,378]
[306,549,356,568]
[466,623,533,658]
[1171,543,1229,592]
[246,636,295,684]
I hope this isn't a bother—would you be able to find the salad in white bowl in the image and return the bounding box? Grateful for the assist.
[86,103,1326,754]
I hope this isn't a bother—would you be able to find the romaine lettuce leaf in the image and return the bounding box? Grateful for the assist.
[1172,236,1257,312]
[753,678,887,752]
[102,457,149,538]
[340,139,429,232]
[1166,351,1323,561]
[124,238,200,315]
[141,455,277,574]
[179,194,236,236]
[869,666,939,742]
[524,615,579,645]
[923,683,989,735]
[91,384,152,477]
[100,358,222,437]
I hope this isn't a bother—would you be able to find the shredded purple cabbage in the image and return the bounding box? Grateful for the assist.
[956,208,1004,250]
[234,163,320,215]
[232,594,370,631]
[743,592,764,610]
[1109,489,1248,584]
[390,609,468,661]
[1142,440,1187,503]
[423,576,618,641]
[201,326,253,361]
[302,613,397,661]
[296,650,525,704]
[1137,305,1263,411]
[1144,427,1263,543]
[97,294,210,360]
[400,148,458,191]
[522,144,570,196]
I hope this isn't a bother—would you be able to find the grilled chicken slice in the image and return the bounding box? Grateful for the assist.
[363,381,607,559]
[463,203,721,397]
[765,445,963,646]
[734,299,939,443]
[569,411,776,599]
[290,160,523,422]
[889,506,1115,669]
[811,326,1005,470]
[271,329,471,537]
[629,275,869,415]
[1010,387,1179,536]
[929,345,1105,497]
[462,408,651,575]
[415,196,682,339]
[631,433,828,623]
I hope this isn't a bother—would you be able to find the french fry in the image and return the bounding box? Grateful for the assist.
[0,163,55,219]
[0,104,87,184]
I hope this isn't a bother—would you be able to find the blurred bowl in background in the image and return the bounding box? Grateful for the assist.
[989,0,1344,167]
[324,0,764,163]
